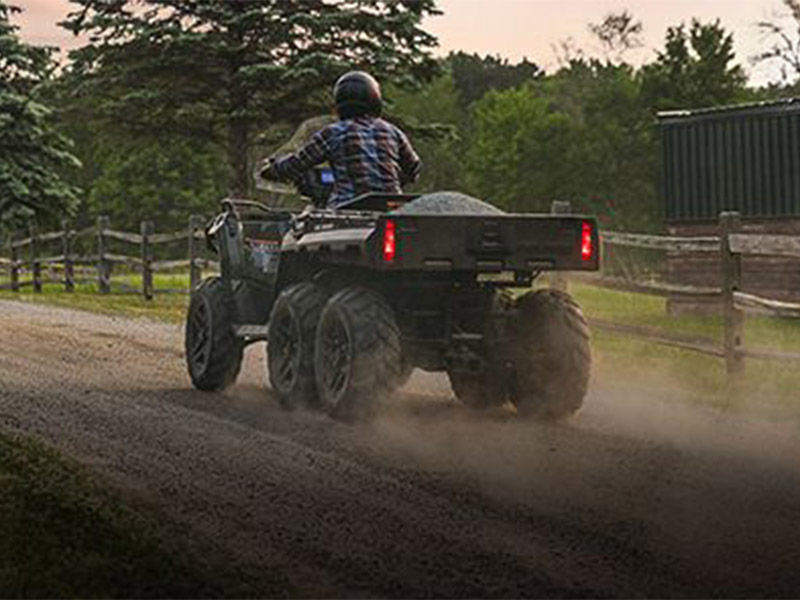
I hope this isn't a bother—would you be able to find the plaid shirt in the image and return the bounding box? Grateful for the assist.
[271,117,421,207]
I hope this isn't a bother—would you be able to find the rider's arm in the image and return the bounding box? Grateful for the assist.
[265,129,333,181]
[396,129,422,185]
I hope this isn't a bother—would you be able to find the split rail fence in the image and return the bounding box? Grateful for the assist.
[0,215,217,299]
[555,202,800,378]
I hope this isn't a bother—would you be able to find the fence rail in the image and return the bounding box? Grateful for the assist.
[1,215,208,298]
[574,205,800,381]
[600,231,720,253]
[729,233,800,258]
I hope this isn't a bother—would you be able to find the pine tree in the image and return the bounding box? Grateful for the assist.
[0,1,79,227]
[62,0,440,196]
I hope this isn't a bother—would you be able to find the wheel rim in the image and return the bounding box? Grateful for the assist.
[319,311,352,408]
[189,298,212,375]
[271,309,302,392]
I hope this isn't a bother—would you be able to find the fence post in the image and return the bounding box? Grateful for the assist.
[9,234,19,292]
[30,223,41,293]
[188,214,203,293]
[141,220,154,301]
[720,211,744,379]
[550,200,571,292]
[62,219,74,292]
[96,215,111,294]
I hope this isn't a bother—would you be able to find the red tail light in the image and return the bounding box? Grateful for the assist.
[581,221,594,262]
[383,219,397,263]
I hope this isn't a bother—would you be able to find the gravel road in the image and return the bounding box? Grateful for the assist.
[2,299,800,598]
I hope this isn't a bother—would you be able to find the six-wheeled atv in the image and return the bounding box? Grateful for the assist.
[185,169,599,420]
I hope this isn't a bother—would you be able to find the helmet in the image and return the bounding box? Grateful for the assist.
[333,71,382,118]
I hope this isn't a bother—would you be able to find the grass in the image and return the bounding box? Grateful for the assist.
[0,273,191,323]
[0,433,248,598]
[564,282,800,415]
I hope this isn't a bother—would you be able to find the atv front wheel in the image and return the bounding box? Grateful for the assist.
[447,369,506,410]
[509,290,591,420]
[314,287,402,421]
[267,282,327,409]
[185,277,243,391]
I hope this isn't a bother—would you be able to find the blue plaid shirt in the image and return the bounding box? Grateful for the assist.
[271,117,421,207]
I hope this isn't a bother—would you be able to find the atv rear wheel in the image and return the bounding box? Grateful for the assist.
[314,287,402,421]
[185,277,243,391]
[267,282,327,409]
[509,290,590,420]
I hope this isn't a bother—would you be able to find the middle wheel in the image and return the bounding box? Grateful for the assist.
[267,282,327,409]
[314,286,403,421]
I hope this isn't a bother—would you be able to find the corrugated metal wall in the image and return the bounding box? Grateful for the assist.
[660,100,800,222]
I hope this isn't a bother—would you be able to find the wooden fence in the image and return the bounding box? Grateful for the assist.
[0,215,217,299]
[557,203,800,379]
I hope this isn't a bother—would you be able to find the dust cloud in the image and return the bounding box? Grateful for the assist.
[359,363,800,511]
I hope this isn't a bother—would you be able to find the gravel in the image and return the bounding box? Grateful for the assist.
[392,191,505,215]
[2,299,800,597]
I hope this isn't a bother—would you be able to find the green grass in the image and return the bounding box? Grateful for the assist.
[564,282,800,414]
[0,433,247,598]
[0,273,191,323]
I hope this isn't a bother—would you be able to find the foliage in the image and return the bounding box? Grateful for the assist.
[61,0,441,196]
[448,51,542,106]
[0,1,79,228]
[88,138,228,231]
[388,73,469,193]
[466,60,659,230]
[640,19,748,111]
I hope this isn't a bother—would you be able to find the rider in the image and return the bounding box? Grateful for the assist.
[260,71,421,208]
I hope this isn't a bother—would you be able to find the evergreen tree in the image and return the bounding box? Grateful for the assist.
[640,19,748,111]
[62,0,440,197]
[0,1,79,227]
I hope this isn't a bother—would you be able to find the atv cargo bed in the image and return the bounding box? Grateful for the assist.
[285,212,599,273]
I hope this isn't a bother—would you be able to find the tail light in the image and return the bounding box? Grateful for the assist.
[383,219,397,263]
[581,220,594,262]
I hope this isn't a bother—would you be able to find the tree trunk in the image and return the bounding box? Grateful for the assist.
[227,116,250,198]
[226,1,250,199]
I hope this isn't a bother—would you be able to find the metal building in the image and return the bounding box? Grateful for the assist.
[659,98,800,222]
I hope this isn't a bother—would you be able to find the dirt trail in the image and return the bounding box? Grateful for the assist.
[2,299,800,598]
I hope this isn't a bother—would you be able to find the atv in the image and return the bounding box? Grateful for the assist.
[185,166,599,420]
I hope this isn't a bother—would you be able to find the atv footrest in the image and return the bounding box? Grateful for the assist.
[233,324,270,340]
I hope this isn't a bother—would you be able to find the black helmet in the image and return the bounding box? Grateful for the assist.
[333,71,382,118]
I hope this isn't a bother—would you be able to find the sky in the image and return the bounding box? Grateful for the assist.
[10,0,795,85]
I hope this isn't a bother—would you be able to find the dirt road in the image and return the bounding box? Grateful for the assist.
[2,299,800,597]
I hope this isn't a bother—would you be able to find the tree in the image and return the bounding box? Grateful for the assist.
[87,138,228,232]
[588,10,644,63]
[466,59,661,230]
[61,0,441,197]
[753,0,800,84]
[388,73,468,193]
[640,19,748,111]
[0,1,79,227]
[466,85,574,212]
[448,51,542,106]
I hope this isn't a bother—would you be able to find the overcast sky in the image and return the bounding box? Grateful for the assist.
[11,0,794,85]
